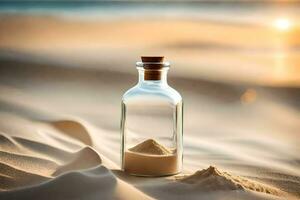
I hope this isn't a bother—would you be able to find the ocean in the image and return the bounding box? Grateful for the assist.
[0,1,300,25]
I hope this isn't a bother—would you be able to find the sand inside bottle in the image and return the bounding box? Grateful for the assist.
[124,139,179,176]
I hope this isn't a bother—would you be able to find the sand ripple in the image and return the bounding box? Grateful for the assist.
[0,120,102,191]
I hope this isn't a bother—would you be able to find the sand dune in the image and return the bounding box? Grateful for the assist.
[0,165,152,200]
[0,115,293,199]
[0,117,152,199]
[51,120,93,146]
[0,132,102,188]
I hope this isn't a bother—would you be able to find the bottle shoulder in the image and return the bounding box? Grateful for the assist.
[122,84,182,104]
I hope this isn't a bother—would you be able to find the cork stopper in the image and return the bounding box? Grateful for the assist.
[141,56,165,70]
[141,56,164,63]
[140,56,166,80]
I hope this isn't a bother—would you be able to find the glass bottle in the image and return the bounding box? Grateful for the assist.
[121,56,183,176]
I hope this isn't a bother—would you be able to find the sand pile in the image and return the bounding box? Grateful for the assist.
[181,166,284,196]
[128,139,172,155]
[124,139,179,176]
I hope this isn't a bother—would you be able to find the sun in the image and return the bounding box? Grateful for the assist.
[273,18,292,31]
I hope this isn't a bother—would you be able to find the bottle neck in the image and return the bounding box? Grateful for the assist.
[137,67,168,86]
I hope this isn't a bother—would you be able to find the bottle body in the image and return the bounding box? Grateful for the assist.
[120,58,183,176]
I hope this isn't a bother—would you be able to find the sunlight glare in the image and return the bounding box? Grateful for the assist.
[273,18,292,31]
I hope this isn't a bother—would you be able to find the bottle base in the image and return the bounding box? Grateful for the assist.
[123,170,181,177]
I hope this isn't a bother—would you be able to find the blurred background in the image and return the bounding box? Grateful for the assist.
[0,0,300,174]
[1,1,300,85]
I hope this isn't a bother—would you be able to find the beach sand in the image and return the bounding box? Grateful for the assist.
[0,15,300,199]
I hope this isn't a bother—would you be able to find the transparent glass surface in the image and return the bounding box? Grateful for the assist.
[121,64,183,176]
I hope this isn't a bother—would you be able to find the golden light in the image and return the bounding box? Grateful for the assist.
[273,18,292,31]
